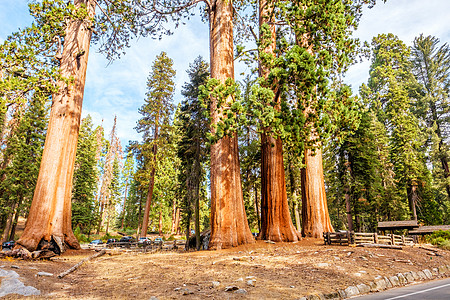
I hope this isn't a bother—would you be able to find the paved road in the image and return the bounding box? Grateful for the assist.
[355,278,450,299]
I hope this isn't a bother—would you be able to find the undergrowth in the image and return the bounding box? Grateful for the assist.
[426,230,450,250]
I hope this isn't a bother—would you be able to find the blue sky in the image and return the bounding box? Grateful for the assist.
[1,0,449,148]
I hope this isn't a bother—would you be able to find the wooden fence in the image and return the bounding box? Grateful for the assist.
[323,232,414,246]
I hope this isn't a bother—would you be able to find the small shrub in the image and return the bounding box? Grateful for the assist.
[73,226,89,243]
[124,228,136,236]
[426,230,450,250]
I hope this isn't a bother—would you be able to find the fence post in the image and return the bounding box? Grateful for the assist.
[374,233,378,244]
[390,234,395,245]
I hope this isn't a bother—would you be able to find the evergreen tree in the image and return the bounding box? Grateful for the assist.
[72,115,98,234]
[136,51,176,237]
[118,150,135,229]
[411,34,450,221]
[105,158,122,234]
[237,75,262,233]
[363,33,435,223]
[178,57,210,249]
[0,89,48,241]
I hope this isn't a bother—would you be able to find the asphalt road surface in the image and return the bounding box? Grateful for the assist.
[355,278,450,299]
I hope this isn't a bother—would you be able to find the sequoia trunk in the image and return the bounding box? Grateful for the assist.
[260,135,300,241]
[258,0,299,242]
[16,0,95,252]
[301,147,334,238]
[208,0,254,249]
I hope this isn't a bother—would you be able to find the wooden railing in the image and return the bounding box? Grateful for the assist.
[324,232,414,246]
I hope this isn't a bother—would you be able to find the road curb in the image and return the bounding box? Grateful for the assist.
[297,264,450,299]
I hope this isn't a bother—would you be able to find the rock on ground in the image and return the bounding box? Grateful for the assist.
[0,268,40,297]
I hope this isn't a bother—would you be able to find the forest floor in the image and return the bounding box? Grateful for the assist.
[1,238,450,299]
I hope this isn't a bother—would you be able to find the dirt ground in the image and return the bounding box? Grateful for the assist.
[1,238,450,299]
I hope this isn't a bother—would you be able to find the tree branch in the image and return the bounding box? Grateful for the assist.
[91,0,118,32]
[152,0,209,15]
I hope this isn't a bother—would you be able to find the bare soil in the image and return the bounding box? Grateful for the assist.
[1,238,450,299]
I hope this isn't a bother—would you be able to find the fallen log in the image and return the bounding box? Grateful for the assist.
[418,246,440,252]
[357,243,403,250]
[57,249,106,279]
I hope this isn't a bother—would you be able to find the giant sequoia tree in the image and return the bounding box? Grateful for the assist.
[153,0,254,249]
[258,0,300,242]
[207,0,254,249]
[269,0,374,237]
[16,0,165,253]
[17,0,97,252]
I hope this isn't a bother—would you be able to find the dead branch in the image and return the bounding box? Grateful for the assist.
[57,249,106,279]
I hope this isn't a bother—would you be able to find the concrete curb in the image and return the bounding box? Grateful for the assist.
[297,264,450,300]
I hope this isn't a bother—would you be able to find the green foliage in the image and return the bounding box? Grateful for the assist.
[427,230,450,250]
[364,33,435,222]
[72,115,99,234]
[0,89,49,237]
[178,57,210,245]
[411,34,450,222]
[135,52,176,183]
[134,51,177,234]
[73,226,89,243]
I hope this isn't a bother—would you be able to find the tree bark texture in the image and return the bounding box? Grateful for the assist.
[258,0,299,242]
[407,183,418,221]
[260,135,300,241]
[171,199,177,235]
[301,147,334,238]
[254,183,261,232]
[16,0,95,252]
[1,200,17,243]
[208,0,254,250]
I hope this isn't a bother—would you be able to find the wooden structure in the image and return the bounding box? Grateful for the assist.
[409,225,450,235]
[324,232,414,246]
[377,220,419,233]
[323,231,352,245]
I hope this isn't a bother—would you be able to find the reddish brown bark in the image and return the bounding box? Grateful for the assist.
[301,147,334,238]
[16,0,95,252]
[407,183,418,221]
[171,199,177,235]
[175,206,181,235]
[258,0,300,242]
[171,204,181,235]
[208,0,254,250]
[260,135,300,241]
